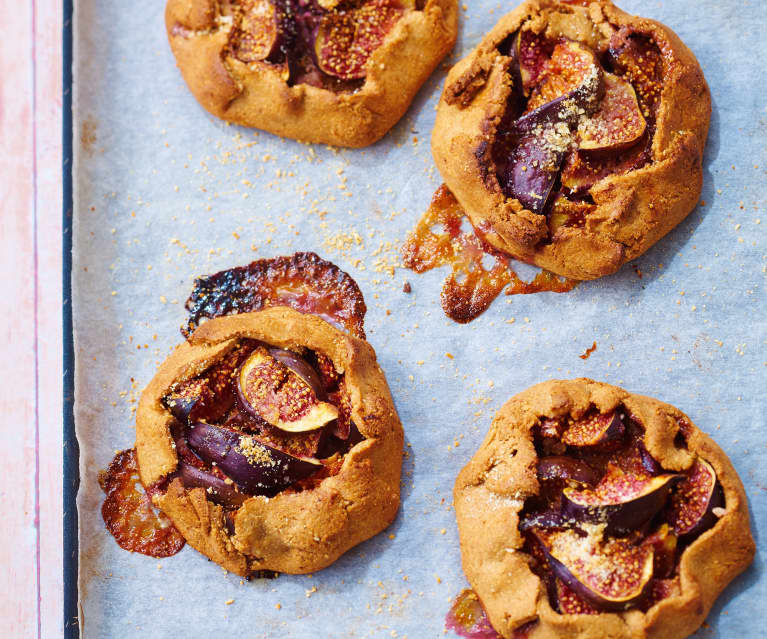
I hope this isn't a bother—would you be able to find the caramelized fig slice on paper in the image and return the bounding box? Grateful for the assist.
[561,411,625,448]
[315,0,409,80]
[237,347,339,432]
[577,73,646,153]
[563,464,681,533]
[182,252,367,339]
[231,0,284,63]
[100,449,186,557]
[537,527,655,612]
[187,421,321,495]
[667,458,724,540]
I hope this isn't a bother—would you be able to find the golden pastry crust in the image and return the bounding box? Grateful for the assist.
[166,0,458,147]
[432,0,710,279]
[136,307,403,575]
[454,379,754,639]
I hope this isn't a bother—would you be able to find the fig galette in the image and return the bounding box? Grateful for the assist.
[135,307,403,575]
[432,0,710,280]
[165,0,458,147]
[454,379,754,639]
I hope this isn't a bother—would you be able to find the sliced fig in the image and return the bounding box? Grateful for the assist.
[606,28,663,119]
[267,347,326,399]
[611,438,662,477]
[642,523,677,578]
[515,30,555,96]
[577,73,646,152]
[182,252,367,339]
[538,456,598,486]
[237,346,339,432]
[187,421,321,495]
[554,579,599,615]
[222,407,326,459]
[525,39,602,112]
[538,418,564,439]
[561,411,625,448]
[667,458,724,540]
[495,47,603,214]
[231,0,283,63]
[315,0,406,80]
[496,128,567,214]
[164,342,253,423]
[560,132,651,193]
[177,461,248,508]
[563,464,681,533]
[538,527,655,612]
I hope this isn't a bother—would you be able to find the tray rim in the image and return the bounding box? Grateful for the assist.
[63,0,80,635]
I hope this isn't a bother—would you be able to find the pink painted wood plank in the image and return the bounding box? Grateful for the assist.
[34,0,64,635]
[0,0,64,635]
[0,0,42,635]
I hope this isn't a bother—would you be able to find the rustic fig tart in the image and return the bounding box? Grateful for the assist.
[454,379,754,639]
[432,0,711,280]
[165,0,458,147]
[134,306,402,575]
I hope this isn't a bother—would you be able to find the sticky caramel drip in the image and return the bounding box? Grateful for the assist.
[402,185,576,323]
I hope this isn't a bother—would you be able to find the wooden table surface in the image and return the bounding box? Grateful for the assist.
[1,0,65,635]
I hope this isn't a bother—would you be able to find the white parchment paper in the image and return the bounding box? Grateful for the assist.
[74,0,766,636]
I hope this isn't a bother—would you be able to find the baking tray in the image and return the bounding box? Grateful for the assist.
[68,0,765,637]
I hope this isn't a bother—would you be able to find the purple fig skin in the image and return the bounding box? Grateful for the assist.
[563,471,681,534]
[497,132,565,215]
[668,458,724,541]
[177,462,248,508]
[637,441,662,475]
[538,456,598,486]
[187,421,321,496]
[268,347,326,399]
[166,396,198,423]
[519,510,570,532]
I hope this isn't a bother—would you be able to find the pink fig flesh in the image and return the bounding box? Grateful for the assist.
[577,73,646,153]
[315,0,406,80]
[237,346,339,432]
[515,29,555,96]
[231,0,283,63]
[538,527,655,612]
[561,411,625,448]
[667,458,724,540]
